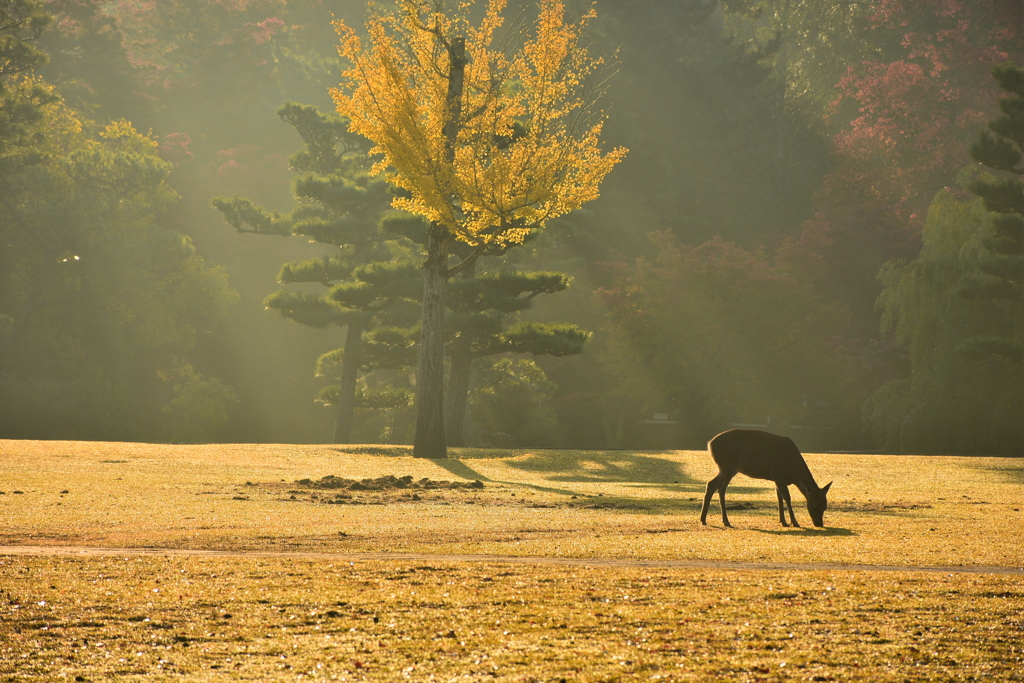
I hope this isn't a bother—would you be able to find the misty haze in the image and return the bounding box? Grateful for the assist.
[1,0,1022,454]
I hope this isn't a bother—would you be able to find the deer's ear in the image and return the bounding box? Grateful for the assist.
[822,481,832,495]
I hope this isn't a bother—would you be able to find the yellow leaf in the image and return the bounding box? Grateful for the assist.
[332,0,625,248]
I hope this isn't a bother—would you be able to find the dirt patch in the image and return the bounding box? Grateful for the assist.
[239,475,612,510]
[337,445,414,456]
[297,474,483,491]
[238,474,489,506]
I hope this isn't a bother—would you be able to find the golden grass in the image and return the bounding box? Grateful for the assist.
[2,440,1024,681]
[0,440,1022,567]
[2,556,1022,681]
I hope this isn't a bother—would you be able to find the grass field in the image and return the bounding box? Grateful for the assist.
[1,440,1023,681]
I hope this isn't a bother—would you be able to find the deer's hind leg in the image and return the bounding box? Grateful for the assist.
[775,483,799,527]
[701,472,736,527]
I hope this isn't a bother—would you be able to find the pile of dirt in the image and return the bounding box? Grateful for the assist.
[295,475,484,492]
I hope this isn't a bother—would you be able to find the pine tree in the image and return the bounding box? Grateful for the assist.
[968,63,1024,365]
[216,102,591,446]
[213,103,423,443]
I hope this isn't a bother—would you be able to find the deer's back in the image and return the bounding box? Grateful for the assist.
[708,429,806,483]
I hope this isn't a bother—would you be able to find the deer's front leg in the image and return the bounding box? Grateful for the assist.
[775,484,790,527]
[718,479,733,528]
[779,485,799,527]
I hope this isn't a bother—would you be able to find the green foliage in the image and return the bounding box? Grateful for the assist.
[161,361,240,443]
[866,65,1024,455]
[469,358,558,447]
[214,97,590,446]
[0,2,242,441]
[35,1,152,128]
[362,326,419,370]
[0,0,50,82]
[865,191,1024,454]
[314,326,419,381]
[475,322,589,358]
[263,290,352,329]
[211,195,292,236]
[316,382,413,412]
[330,260,421,309]
[721,0,870,118]
[0,86,238,438]
[22,0,1024,450]
[278,101,368,173]
[972,131,1022,174]
[595,0,837,246]
[448,271,571,314]
[0,4,51,158]
[0,376,125,439]
[440,261,589,447]
[444,269,588,359]
[278,255,355,286]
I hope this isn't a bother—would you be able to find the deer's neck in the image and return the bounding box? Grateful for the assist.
[794,475,818,497]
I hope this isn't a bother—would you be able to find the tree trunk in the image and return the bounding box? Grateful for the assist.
[332,320,363,444]
[412,35,466,459]
[444,257,476,447]
[444,336,473,447]
[413,223,450,458]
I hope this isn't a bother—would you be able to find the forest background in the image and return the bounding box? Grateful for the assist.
[1,0,1021,454]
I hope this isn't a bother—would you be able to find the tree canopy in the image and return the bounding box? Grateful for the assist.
[331,0,626,249]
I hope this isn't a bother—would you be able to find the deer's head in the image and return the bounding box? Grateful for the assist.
[807,481,832,527]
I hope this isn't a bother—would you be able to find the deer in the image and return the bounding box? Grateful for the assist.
[699,428,832,528]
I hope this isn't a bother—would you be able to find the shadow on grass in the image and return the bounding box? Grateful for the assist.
[431,458,582,497]
[970,463,1024,485]
[751,526,857,537]
[432,458,491,482]
[569,496,705,515]
[501,450,703,489]
[431,458,712,510]
[338,447,760,513]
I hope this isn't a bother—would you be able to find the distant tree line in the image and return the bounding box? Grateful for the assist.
[0,0,238,441]
[1,0,1021,454]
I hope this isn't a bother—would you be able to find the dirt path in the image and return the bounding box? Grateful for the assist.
[3,545,1022,575]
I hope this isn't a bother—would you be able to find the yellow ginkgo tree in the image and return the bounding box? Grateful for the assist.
[332,0,625,458]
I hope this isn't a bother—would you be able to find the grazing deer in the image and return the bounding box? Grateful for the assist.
[699,429,832,528]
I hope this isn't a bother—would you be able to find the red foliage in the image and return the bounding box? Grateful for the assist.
[821,0,1024,229]
[158,132,193,165]
[101,0,292,88]
[246,16,285,45]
